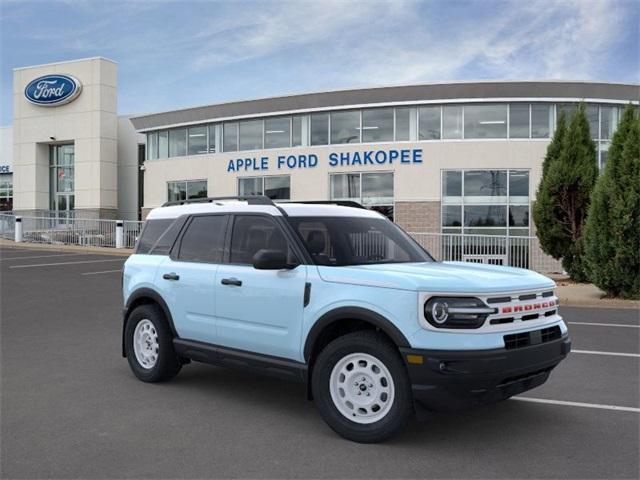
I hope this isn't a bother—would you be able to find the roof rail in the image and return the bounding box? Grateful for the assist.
[276,200,366,209]
[162,195,275,207]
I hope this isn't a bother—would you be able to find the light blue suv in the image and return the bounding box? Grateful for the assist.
[122,196,570,442]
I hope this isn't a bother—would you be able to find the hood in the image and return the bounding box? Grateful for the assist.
[316,261,555,293]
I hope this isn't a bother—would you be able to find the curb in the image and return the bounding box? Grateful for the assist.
[0,239,132,257]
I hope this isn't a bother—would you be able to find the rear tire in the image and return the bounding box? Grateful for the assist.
[311,331,413,443]
[124,304,181,382]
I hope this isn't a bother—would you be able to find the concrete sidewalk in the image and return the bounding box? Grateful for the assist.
[0,238,132,257]
[1,239,638,310]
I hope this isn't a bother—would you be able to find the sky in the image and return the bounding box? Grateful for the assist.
[0,0,638,126]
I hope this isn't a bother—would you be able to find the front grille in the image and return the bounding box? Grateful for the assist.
[504,326,562,350]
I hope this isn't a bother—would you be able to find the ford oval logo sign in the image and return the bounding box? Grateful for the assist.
[24,74,82,106]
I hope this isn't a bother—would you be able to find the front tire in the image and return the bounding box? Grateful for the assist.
[311,331,413,443]
[124,304,181,382]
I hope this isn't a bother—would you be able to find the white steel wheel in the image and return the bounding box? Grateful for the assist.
[133,319,159,369]
[329,352,396,424]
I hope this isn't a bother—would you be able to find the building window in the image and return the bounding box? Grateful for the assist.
[442,169,529,236]
[223,122,239,152]
[442,105,463,139]
[169,128,187,157]
[0,173,12,211]
[362,108,394,143]
[310,113,329,145]
[187,126,208,155]
[167,180,208,202]
[395,107,411,141]
[419,106,441,140]
[239,119,263,150]
[238,175,290,200]
[264,117,291,149]
[330,172,394,220]
[147,132,158,160]
[531,104,552,138]
[600,106,619,140]
[509,104,529,139]
[292,116,303,147]
[464,104,507,139]
[50,144,75,216]
[585,104,599,140]
[330,110,360,144]
[158,131,168,159]
[208,124,217,153]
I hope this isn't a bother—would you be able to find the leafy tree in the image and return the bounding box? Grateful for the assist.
[584,106,640,298]
[533,104,598,281]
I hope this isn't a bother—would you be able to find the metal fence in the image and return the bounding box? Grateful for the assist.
[409,232,563,274]
[0,213,15,240]
[0,214,144,249]
[0,213,564,274]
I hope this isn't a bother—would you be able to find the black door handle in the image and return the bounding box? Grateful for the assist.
[221,278,242,286]
[163,272,180,281]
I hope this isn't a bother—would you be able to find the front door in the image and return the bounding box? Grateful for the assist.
[158,214,228,345]
[215,214,307,361]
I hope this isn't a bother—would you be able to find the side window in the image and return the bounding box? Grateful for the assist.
[149,217,187,255]
[136,219,173,254]
[229,215,290,265]
[177,215,227,263]
[295,221,333,265]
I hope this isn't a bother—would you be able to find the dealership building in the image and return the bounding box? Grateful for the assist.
[5,57,638,240]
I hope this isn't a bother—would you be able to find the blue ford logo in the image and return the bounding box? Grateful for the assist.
[24,74,82,106]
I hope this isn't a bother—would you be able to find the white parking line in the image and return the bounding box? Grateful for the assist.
[1,253,87,261]
[10,259,124,269]
[513,397,640,413]
[82,269,122,275]
[569,321,640,328]
[572,349,640,358]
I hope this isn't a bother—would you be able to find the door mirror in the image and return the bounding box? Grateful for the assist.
[252,249,295,270]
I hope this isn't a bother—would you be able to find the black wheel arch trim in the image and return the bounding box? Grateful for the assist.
[303,306,411,362]
[122,288,178,356]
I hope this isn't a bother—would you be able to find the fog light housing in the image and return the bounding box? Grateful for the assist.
[424,297,494,329]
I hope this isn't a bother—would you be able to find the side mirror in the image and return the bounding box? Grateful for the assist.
[252,249,296,270]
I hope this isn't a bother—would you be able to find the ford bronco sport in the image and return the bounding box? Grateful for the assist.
[122,196,570,443]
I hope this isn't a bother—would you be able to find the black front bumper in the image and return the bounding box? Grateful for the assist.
[400,334,571,415]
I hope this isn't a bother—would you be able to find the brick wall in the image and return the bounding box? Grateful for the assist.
[395,201,441,233]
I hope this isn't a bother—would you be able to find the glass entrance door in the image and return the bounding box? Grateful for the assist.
[50,144,75,221]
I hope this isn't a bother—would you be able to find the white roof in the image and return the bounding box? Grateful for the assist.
[146,201,380,220]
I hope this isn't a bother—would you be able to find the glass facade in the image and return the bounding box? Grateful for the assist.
[167,180,208,202]
[238,175,290,200]
[442,169,530,236]
[330,172,394,220]
[49,144,75,216]
[0,173,12,211]
[144,102,624,161]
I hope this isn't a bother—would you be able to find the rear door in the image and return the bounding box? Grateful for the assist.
[215,214,307,360]
[158,214,228,344]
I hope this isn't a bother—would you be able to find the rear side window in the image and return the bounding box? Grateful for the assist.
[177,215,227,263]
[149,217,187,256]
[136,219,174,254]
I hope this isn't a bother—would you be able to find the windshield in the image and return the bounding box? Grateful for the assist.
[287,216,433,266]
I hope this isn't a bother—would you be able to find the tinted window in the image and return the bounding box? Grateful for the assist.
[362,108,393,142]
[230,216,290,264]
[395,107,411,141]
[509,104,529,138]
[330,111,360,144]
[178,215,227,263]
[150,217,187,255]
[137,219,174,254]
[289,216,432,266]
[310,113,329,145]
[464,104,507,139]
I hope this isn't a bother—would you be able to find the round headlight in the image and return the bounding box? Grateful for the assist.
[430,301,449,324]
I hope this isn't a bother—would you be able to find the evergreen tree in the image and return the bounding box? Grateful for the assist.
[533,112,567,260]
[533,104,598,281]
[584,106,640,298]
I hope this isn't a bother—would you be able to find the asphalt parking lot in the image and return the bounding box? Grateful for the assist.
[1,245,638,479]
